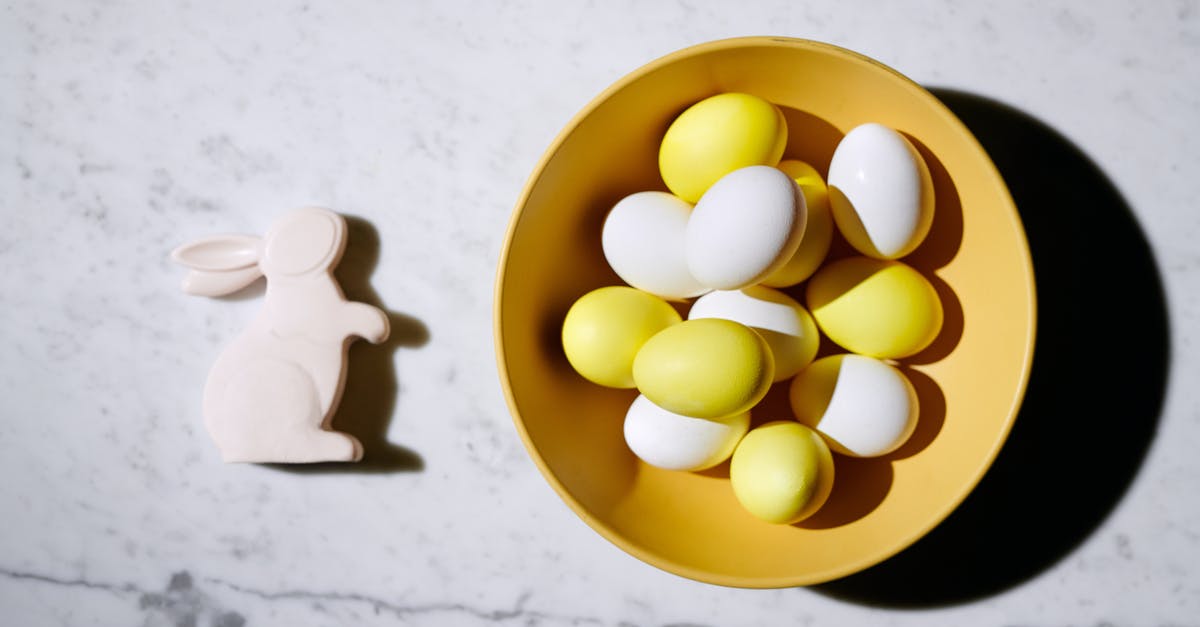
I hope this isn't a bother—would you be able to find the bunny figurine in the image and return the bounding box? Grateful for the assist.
[172,207,389,463]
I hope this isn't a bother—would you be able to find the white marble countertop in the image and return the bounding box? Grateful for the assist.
[3,1,1199,625]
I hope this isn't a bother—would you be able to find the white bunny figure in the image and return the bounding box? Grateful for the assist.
[172,207,390,463]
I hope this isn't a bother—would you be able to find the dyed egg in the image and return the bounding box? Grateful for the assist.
[789,354,918,457]
[659,93,788,203]
[827,123,935,259]
[561,286,681,388]
[632,318,774,419]
[623,394,750,471]
[730,421,835,524]
[601,191,709,300]
[686,165,807,290]
[687,286,819,381]
[761,160,834,287]
[806,256,943,359]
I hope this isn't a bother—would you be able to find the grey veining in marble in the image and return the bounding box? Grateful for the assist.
[2,0,1200,625]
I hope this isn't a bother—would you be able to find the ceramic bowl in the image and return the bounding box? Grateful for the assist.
[494,37,1035,588]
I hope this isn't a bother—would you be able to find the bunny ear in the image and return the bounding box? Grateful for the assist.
[172,234,264,297]
[171,234,262,271]
[180,266,264,297]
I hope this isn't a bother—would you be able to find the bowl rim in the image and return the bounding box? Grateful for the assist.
[493,35,1037,588]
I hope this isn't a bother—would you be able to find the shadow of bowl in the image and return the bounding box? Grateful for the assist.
[814,88,1169,606]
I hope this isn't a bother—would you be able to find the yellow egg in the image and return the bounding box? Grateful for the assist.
[761,160,834,287]
[730,421,835,524]
[632,318,773,419]
[806,257,943,359]
[562,286,681,388]
[658,93,788,203]
[687,286,820,382]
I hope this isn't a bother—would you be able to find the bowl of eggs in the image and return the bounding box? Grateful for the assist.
[494,37,1035,588]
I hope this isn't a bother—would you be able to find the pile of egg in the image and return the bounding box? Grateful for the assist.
[560,93,943,525]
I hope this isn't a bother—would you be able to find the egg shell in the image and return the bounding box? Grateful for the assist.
[730,421,835,524]
[761,160,835,287]
[658,93,788,203]
[827,123,935,260]
[686,165,807,290]
[687,286,819,381]
[789,354,919,457]
[806,256,943,359]
[623,394,750,471]
[632,318,774,420]
[561,286,681,388]
[601,191,709,300]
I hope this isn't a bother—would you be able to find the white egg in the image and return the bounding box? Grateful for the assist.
[687,286,820,381]
[789,354,918,458]
[623,394,750,471]
[601,191,710,300]
[685,165,807,290]
[827,123,934,259]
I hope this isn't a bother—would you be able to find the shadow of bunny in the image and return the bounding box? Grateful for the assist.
[265,215,429,475]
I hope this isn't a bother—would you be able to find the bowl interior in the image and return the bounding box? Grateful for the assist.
[495,37,1035,587]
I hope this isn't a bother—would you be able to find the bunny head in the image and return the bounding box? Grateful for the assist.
[172,207,347,296]
[259,206,347,279]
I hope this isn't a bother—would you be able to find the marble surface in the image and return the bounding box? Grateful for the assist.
[2,1,1198,625]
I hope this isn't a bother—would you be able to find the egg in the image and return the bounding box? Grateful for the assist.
[761,160,834,287]
[687,286,819,381]
[632,318,774,419]
[686,165,807,290]
[623,394,750,471]
[827,123,935,259]
[561,286,681,388]
[730,421,835,524]
[789,354,918,457]
[601,191,709,300]
[806,256,943,359]
[659,93,788,203]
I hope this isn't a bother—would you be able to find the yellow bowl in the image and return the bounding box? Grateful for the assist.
[494,37,1035,588]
